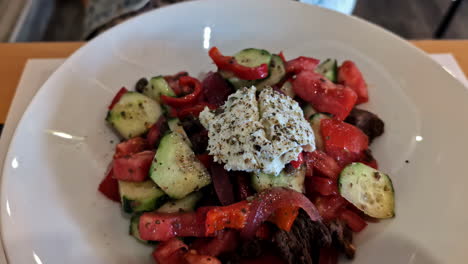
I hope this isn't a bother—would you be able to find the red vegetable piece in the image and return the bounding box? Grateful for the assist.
[286,56,320,74]
[196,154,213,169]
[208,47,269,80]
[210,163,235,206]
[164,72,189,96]
[278,51,286,63]
[304,151,341,180]
[201,72,233,107]
[233,172,254,201]
[292,70,357,120]
[152,238,188,264]
[108,87,128,110]
[112,150,154,182]
[240,255,287,264]
[177,103,217,118]
[241,188,321,239]
[305,177,339,196]
[139,209,209,241]
[289,152,304,169]
[314,195,348,221]
[114,137,149,159]
[338,60,369,104]
[161,76,203,107]
[205,200,250,236]
[268,206,300,232]
[339,209,368,232]
[98,164,120,203]
[146,116,168,148]
[185,250,221,264]
[190,230,239,257]
[319,247,339,264]
[320,119,369,167]
[255,223,272,240]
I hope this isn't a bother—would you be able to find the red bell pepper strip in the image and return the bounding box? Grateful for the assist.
[177,103,217,118]
[268,206,299,232]
[208,47,269,80]
[98,164,120,203]
[289,152,304,169]
[161,76,203,107]
[108,87,128,109]
[205,201,250,236]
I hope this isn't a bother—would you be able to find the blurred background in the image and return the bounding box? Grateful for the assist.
[0,0,466,42]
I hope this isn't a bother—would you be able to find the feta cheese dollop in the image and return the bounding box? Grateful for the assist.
[199,86,315,175]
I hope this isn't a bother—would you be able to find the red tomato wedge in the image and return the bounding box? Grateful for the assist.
[114,137,149,159]
[306,177,339,196]
[338,60,369,104]
[304,151,341,180]
[339,209,368,232]
[98,164,120,203]
[146,116,168,148]
[286,56,320,74]
[314,195,348,221]
[292,70,357,120]
[190,230,239,257]
[321,118,369,167]
[112,150,154,182]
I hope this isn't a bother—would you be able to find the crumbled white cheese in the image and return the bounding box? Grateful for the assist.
[199,86,315,175]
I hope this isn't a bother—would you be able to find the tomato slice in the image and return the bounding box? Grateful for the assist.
[338,60,369,104]
[286,56,320,74]
[320,118,369,167]
[306,177,339,196]
[112,150,154,182]
[292,70,357,120]
[152,238,188,264]
[114,137,149,159]
[98,164,120,203]
[339,209,368,232]
[146,116,168,148]
[304,151,341,180]
[314,195,348,221]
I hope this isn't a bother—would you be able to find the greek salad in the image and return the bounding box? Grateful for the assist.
[98,47,395,264]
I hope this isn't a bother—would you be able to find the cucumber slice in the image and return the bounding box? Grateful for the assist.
[303,104,317,120]
[279,81,295,98]
[142,76,175,102]
[129,214,157,244]
[316,59,338,83]
[252,165,306,193]
[157,192,203,213]
[309,113,331,150]
[257,55,286,90]
[167,118,191,146]
[234,48,272,68]
[119,180,166,214]
[339,163,395,219]
[150,132,211,199]
[106,92,162,139]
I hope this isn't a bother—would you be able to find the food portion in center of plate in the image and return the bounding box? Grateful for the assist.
[99,47,394,264]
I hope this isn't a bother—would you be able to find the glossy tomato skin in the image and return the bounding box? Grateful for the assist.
[146,116,168,148]
[304,151,341,180]
[286,56,320,74]
[320,119,369,167]
[190,230,239,257]
[152,238,188,264]
[314,195,348,221]
[112,150,154,182]
[338,60,369,104]
[98,165,120,202]
[339,209,368,232]
[292,71,357,120]
[305,177,339,196]
[114,137,148,158]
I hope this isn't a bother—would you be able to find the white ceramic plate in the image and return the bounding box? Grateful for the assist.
[2,0,468,263]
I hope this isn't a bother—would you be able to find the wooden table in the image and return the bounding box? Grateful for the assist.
[0,40,467,124]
